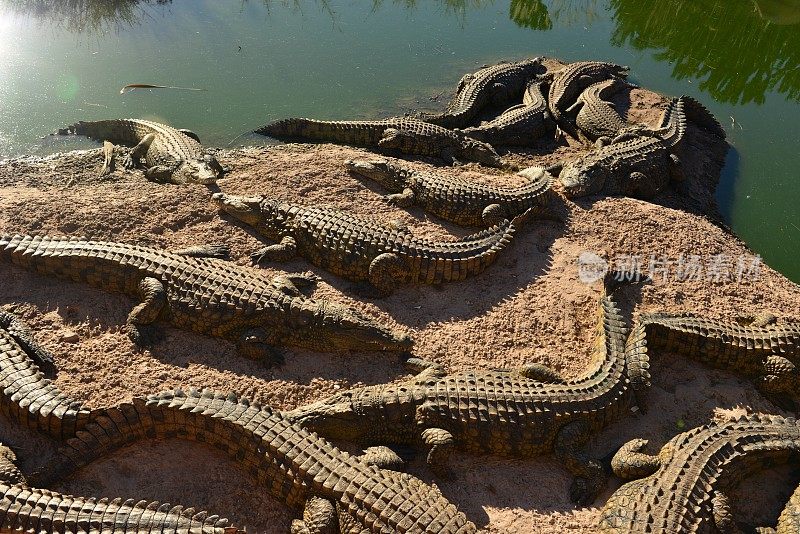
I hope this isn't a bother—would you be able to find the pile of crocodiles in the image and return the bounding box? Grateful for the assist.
[0,56,794,533]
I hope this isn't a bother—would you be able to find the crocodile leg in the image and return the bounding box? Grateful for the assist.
[421,427,456,478]
[291,496,338,534]
[610,439,661,480]
[759,355,799,410]
[144,163,182,184]
[0,310,55,370]
[712,491,745,534]
[384,188,415,208]
[554,420,607,505]
[125,277,166,344]
[172,244,230,259]
[273,272,319,297]
[481,204,506,227]
[123,132,156,168]
[251,236,298,264]
[178,128,201,142]
[515,363,565,383]
[360,446,405,472]
[387,219,410,233]
[100,141,115,176]
[368,253,405,296]
[404,357,447,378]
[236,327,284,365]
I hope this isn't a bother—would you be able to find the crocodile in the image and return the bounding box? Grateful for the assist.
[286,276,651,505]
[0,310,91,440]
[558,96,689,199]
[212,193,523,296]
[41,389,477,533]
[628,311,800,410]
[768,483,800,534]
[0,444,241,533]
[459,80,555,146]
[422,58,546,129]
[53,119,224,184]
[599,413,800,533]
[255,117,503,167]
[345,157,553,227]
[570,78,636,142]
[548,61,629,124]
[0,235,412,365]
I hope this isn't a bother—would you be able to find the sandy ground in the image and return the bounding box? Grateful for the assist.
[0,87,798,533]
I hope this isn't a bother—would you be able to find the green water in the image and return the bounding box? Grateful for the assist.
[0,0,798,281]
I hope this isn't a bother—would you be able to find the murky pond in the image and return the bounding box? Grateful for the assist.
[0,0,798,281]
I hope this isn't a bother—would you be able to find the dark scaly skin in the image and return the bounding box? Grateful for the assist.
[548,61,629,122]
[423,58,545,129]
[630,312,800,410]
[0,445,241,534]
[559,96,689,199]
[345,157,553,227]
[0,235,412,364]
[41,390,477,534]
[0,312,91,440]
[460,80,555,146]
[212,193,522,296]
[287,279,650,505]
[54,119,224,184]
[573,78,633,141]
[599,414,800,533]
[774,484,800,533]
[255,117,503,167]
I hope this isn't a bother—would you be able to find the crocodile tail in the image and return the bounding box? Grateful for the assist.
[623,321,652,411]
[679,95,726,139]
[255,117,374,146]
[657,97,687,148]
[52,119,142,145]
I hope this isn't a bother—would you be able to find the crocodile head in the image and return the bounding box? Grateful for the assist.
[289,300,414,353]
[559,160,607,197]
[460,138,504,167]
[210,192,264,225]
[285,390,365,440]
[344,159,405,190]
[175,153,224,185]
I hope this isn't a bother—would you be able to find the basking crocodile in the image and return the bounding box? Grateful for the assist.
[548,61,629,123]
[287,276,650,505]
[212,193,522,296]
[345,157,553,227]
[422,58,546,129]
[571,78,635,141]
[0,235,412,365]
[255,117,503,167]
[53,119,224,184]
[460,80,555,146]
[0,444,241,533]
[0,310,91,440]
[599,413,800,533]
[628,312,800,410]
[558,96,689,198]
[42,389,477,533]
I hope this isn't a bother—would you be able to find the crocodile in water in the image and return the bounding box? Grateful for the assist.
[0,235,412,365]
[0,443,241,533]
[460,79,556,146]
[41,389,477,533]
[53,119,224,184]
[212,193,523,296]
[286,276,650,504]
[599,413,800,533]
[422,58,545,129]
[345,157,553,227]
[255,117,503,167]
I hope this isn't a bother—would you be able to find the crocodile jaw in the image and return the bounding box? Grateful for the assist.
[345,159,402,188]
[176,159,220,185]
[284,392,366,441]
[296,301,414,353]
[210,192,264,225]
[559,163,606,198]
